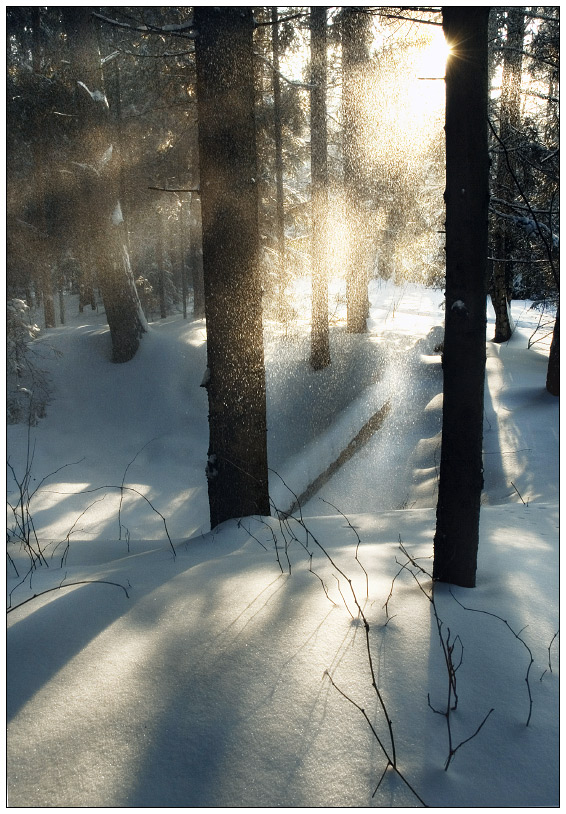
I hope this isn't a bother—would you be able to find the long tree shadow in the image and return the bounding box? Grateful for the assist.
[8,516,421,807]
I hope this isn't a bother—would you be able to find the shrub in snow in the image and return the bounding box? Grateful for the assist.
[7,299,50,424]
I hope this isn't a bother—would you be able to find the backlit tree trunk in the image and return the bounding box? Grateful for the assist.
[433,7,490,588]
[195,6,271,529]
[342,8,371,333]
[63,7,145,363]
[310,6,331,370]
[272,8,286,299]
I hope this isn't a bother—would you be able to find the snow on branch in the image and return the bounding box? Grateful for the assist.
[77,81,108,107]
[93,11,196,39]
[490,204,559,248]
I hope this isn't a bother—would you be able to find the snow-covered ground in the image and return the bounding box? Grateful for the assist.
[6,280,559,807]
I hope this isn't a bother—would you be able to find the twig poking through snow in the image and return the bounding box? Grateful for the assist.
[449,588,534,727]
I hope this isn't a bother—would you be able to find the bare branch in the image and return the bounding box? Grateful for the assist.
[92,11,196,39]
[7,578,130,613]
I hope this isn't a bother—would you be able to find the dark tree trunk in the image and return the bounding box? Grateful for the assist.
[342,8,371,333]
[490,9,525,343]
[194,6,270,529]
[433,7,490,588]
[310,6,331,370]
[546,308,559,396]
[62,7,145,363]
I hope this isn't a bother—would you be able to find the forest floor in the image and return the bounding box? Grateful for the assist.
[6,279,559,807]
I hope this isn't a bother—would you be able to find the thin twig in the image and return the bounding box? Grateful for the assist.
[449,588,534,726]
[319,497,369,599]
[7,579,130,613]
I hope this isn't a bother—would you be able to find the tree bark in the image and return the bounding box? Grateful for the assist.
[342,8,371,333]
[310,6,331,370]
[433,7,490,588]
[195,7,271,529]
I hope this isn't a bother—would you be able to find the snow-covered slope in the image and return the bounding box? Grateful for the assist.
[7,283,559,807]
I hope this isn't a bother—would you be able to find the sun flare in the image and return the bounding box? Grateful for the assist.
[417,30,451,79]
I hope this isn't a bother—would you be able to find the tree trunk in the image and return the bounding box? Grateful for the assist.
[194,6,271,529]
[342,8,371,333]
[156,209,167,319]
[62,7,145,363]
[31,8,56,330]
[309,7,331,370]
[272,7,286,300]
[178,200,188,320]
[546,307,559,396]
[190,193,206,319]
[490,9,525,343]
[433,7,490,588]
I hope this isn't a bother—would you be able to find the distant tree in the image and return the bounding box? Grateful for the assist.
[487,7,559,389]
[31,8,56,329]
[62,7,146,362]
[310,6,331,369]
[253,8,309,329]
[490,8,525,343]
[189,193,206,319]
[341,7,372,333]
[433,7,490,588]
[194,6,271,529]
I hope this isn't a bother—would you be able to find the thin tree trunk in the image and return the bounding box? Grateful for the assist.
[310,6,331,369]
[490,9,525,343]
[342,8,371,333]
[156,209,167,319]
[179,200,188,320]
[195,6,270,529]
[31,7,56,330]
[433,7,490,588]
[58,270,65,324]
[272,8,286,306]
[190,193,206,319]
